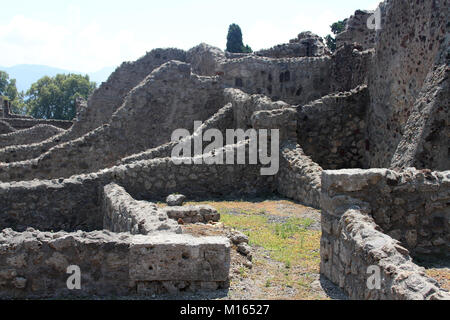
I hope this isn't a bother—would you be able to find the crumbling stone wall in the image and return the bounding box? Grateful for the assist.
[0,62,226,181]
[76,48,187,139]
[0,125,64,149]
[102,183,181,235]
[320,208,449,300]
[219,43,371,106]
[256,32,330,58]
[321,168,449,258]
[391,57,449,171]
[335,10,376,50]
[0,118,72,131]
[0,143,276,231]
[0,120,16,135]
[120,102,235,165]
[0,229,230,298]
[297,85,369,169]
[320,168,450,300]
[0,49,187,164]
[277,142,322,208]
[366,0,448,170]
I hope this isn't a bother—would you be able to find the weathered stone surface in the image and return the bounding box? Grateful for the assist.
[103,183,181,234]
[0,229,230,298]
[365,0,448,170]
[256,31,330,58]
[0,125,64,149]
[335,10,376,50]
[320,208,450,300]
[163,205,220,224]
[166,194,187,207]
[322,168,450,257]
[0,120,16,134]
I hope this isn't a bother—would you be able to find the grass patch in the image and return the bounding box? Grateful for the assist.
[169,198,326,299]
[221,213,320,270]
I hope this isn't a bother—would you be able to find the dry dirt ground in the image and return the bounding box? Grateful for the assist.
[157,197,348,300]
[157,197,449,300]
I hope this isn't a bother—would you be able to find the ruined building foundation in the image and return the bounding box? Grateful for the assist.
[0,0,449,299]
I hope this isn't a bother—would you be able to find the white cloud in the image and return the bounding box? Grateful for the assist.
[247,10,341,51]
[0,12,150,72]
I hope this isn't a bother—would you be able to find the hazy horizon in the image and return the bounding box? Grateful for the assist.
[0,0,380,73]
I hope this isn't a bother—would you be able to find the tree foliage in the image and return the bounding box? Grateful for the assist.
[26,74,96,120]
[331,20,346,35]
[325,20,347,53]
[226,23,253,53]
[0,70,25,114]
[325,35,336,52]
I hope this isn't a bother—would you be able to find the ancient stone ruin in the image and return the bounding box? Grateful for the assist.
[0,0,448,299]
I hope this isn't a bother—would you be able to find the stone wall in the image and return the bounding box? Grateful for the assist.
[256,32,330,58]
[366,0,448,170]
[391,58,449,171]
[297,85,369,169]
[74,48,188,139]
[219,43,372,106]
[336,10,376,50]
[0,125,64,149]
[320,208,449,300]
[102,183,181,235]
[0,118,72,131]
[119,101,234,165]
[321,168,449,258]
[0,49,187,164]
[0,120,16,135]
[0,62,226,181]
[0,229,230,298]
[162,205,220,224]
[0,143,276,231]
[277,142,322,208]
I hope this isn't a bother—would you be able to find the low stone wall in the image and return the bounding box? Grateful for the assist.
[0,125,64,149]
[0,229,230,298]
[277,142,322,208]
[0,120,16,134]
[102,183,181,234]
[0,143,276,232]
[320,208,449,300]
[320,168,450,300]
[0,175,103,232]
[3,118,73,130]
[163,205,220,224]
[321,168,449,258]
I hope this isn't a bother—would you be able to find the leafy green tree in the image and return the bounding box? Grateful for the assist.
[331,21,346,35]
[226,24,253,53]
[0,71,9,94]
[325,35,336,52]
[325,19,347,52]
[0,70,25,114]
[26,74,96,120]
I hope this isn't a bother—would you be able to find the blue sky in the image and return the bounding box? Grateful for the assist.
[0,0,380,72]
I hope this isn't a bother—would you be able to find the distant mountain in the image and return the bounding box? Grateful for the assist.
[0,64,117,92]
